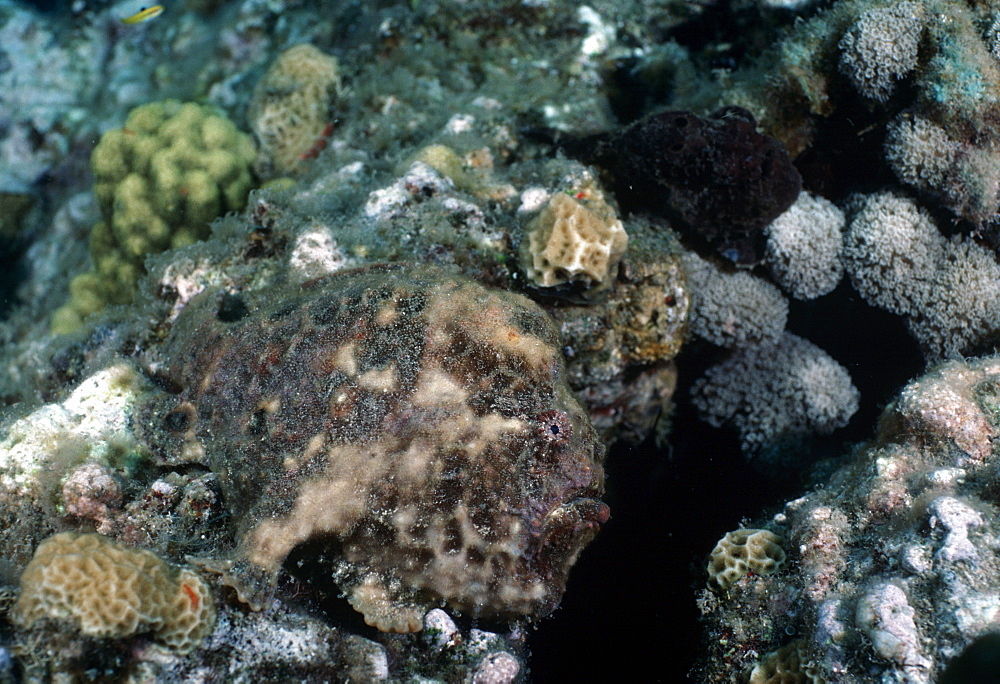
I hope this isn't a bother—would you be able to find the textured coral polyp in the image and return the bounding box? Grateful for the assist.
[249,44,341,178]
[706,528,787,592]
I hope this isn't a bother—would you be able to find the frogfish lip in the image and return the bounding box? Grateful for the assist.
[536,495,610,574]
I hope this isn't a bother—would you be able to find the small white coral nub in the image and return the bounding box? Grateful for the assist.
[12,532,215,654]
[521,191,628,291]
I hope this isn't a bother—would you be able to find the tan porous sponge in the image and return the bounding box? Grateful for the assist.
[249,43,341,177]
[12,532,215,654]
[521,191,628,291]
[707,528,786,592]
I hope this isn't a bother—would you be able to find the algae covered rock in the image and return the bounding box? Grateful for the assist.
[52,100,256,334]
[139,263,608,633]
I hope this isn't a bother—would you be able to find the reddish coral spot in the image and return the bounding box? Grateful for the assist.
[574,191,588,199]
[182,582,200,610]
[299,122,336,161]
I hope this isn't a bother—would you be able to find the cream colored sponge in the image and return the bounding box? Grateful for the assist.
[249,43,340,177]
[706,528,786,592]
[12,532,215,654]
[522,191,628,291]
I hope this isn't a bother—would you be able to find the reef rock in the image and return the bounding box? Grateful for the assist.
[139,263,607,633]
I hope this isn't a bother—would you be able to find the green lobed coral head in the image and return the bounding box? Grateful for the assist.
[51,100,256,335]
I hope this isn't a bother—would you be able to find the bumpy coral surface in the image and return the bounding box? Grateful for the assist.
[706,528,787,592]
[690,332,859,462]
[764,192,845,301]
[838,1,925,103]
[13,532,215,654]
[140,263,607,632]
[682,250,788,349]
[52,100,256,333]
[748,639,825,683]
[844,191,1000,360]
[248,44,340,178]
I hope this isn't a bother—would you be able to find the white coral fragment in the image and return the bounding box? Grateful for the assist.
[929,496,983,563]
[521,191,627,290]
[288,222,348,281]
[855,583,932,675]
[0,364,147,496]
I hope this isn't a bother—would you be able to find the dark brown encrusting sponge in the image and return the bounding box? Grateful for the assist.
[139,263,608,632]
[572,106,802,265]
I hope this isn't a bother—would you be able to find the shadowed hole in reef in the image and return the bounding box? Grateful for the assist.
[529,283,923,681]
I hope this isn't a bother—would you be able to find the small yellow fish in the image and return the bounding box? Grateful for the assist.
[123,5,164,24]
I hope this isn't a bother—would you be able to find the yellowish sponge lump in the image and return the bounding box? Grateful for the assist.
[521,191,628,292]
[12,532,215,654]
[707,528,786,592]
[249,43,341,178]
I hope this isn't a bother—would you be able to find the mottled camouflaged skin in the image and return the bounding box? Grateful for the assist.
[141,264,607,631]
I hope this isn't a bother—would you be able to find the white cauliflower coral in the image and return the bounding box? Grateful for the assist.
[838,1,926,102]
[682,250,788,348]
[842,191,942,316]
[765,191,845,300]
[843,191,1000,360]
[691,332,859,460]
